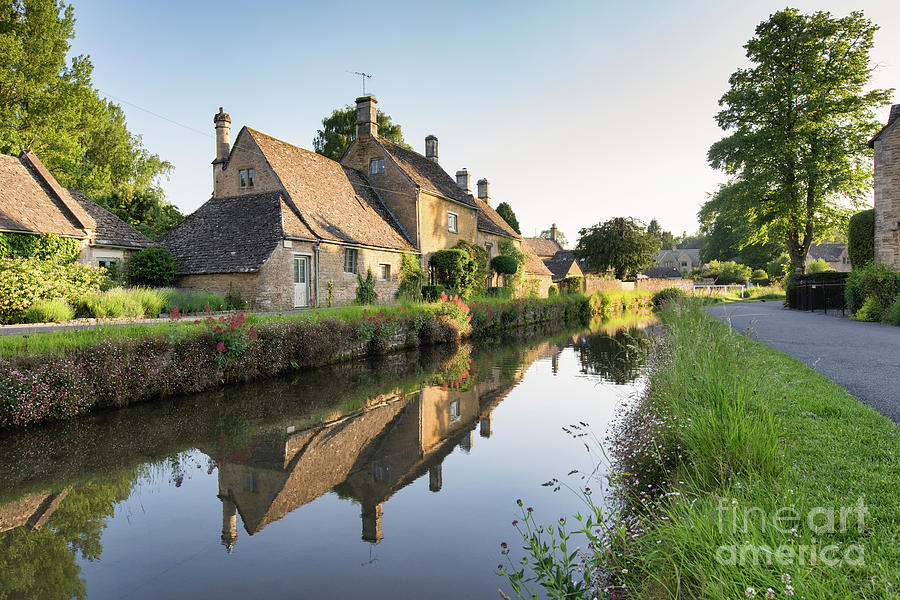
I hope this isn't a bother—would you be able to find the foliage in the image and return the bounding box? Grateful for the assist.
[490,254,518,275]
[691,259,752,284]
[539,228,568,248]
[495,202,521,234]
[198,309,257,366]
[845,262,898,316]
[24,298,74,323]
[706,9,892,273]
[0,257,105,323]
[575,217,660,280]
[454,240,489,295]
[556,276,583,294]
[397,253,425,301]
[485,286,513,299]
[548,284,558,296]
[421,284,454,302]
[355,268,378,305]
[326,280,334,308]
[429,249,478,298]
[765,253,791,281]
[312,104,408,161]
[647,218,675,249]
[588,289,653,320]
[884,295,900,326]
[651,287,685,309]
[76,287,143,318]
[0,0,170,204]
[804,257,832,274]
[853,296,885,322]
[698,206,782,270]
[0,232,80,263]
[497,239,527,293]
[95,187,183,240]
[124,246,177,287]
[675,231,704,249]
[847,208,875,268]
[750,268,769,285]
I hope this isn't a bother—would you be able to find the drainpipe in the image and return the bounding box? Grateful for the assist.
[314,241,320,307]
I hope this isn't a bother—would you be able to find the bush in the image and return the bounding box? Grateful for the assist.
[455,240,489,296]
[355,269,377,305]
[854,296,885,322]
[0,258,106,324]
[805,257,832,274]
[24,299,75,323]
[131,287,166,316]
[765,253,790,281]
[485,286,513,299]
[845,262,897,315]
[422,285,456,302]
[750,268,769,285]
[0,232,80,264]
[557,276,583,294]
[125,246,178,287]
[884,295,900,326]
[490,254,518,275]
[430,249,478,298]
[548,284,558,296]
[397,254,425,301]
[848,208,875,268]
[651,287,685,309]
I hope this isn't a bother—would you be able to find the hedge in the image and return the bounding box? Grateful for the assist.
[0,258,106,324]
[490,254,518,275]
[0,232,81,264]
[848,208,875,268]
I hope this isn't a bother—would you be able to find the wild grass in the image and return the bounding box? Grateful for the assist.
[23,299,75,323]
[500,299,899,599]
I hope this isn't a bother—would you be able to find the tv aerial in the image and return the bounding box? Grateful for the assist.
[348,71,373,95]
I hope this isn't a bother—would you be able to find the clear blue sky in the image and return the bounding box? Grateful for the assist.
[69,0,899,244]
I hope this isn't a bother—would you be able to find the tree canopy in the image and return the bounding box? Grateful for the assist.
[575,217,660,280]
[0,0,177,235]
[313,105,408,161]
[495,202,521,235]
[706,8,892,273]
[539,228,567,248]
[647,219,675,249]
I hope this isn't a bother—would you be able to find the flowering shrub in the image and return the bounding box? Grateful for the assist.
[198,309,256,366]
[0,258,106,323]
[434,290,472,338]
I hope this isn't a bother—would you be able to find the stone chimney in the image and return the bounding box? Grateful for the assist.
[477,178,490,204]
[455,168,471,194]
[550,224,558,242]
[356,96,377,139]
[425,135,438,162]
[214,107,231,163]
[480,411,492,438]
[361,502,383,543]
[220,497,237,553]
[429,465,442,492]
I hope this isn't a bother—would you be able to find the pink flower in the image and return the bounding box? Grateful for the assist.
[216,342,227,353]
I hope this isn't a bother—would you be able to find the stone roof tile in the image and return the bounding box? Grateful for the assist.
[376,137,477,208]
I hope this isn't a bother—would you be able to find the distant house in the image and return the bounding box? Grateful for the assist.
[656,248,701,273]
[806,242,850,272]
[869,104,900,270]
[525,225,584,283]
[164,98,552,310]
[0,150,151,269]
[642,266,683,279]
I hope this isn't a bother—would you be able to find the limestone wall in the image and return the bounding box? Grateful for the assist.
[873,122,900,270]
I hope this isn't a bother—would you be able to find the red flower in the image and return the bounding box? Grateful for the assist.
[216,342,227,353]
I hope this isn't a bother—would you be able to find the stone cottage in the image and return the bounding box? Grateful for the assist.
[806,242,850,272]
[869,103,900,270]
[0,149,151,268]
[165,97,552,309]
[525,225,584,283]
[656,248,701,274]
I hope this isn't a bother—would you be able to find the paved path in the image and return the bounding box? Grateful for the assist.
[706,302,900,423]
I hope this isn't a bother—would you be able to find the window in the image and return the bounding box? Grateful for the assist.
[97,257,119,270]
[450,400,461,423]
[344,248,358,274]
[369,158,384,174]
[447,211,458,233]
[239,168,254,188]
[378,263,391,281]
[374,465,390,482]
[681,261,688,268]
[243,473,259,493]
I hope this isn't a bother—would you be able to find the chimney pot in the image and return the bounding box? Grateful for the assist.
[455,169,471,193]
[356,95,378,139]
[551,223,558,242]
[477,178,490,204]
[425,135,438,163]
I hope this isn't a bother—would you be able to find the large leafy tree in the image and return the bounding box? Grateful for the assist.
[647,219,675,249]
[313,105,408,161]
[699,204,781,270]
[495,202,521,234]
[0,0,175,231]
[575,217,660,280]
[707,8,892,273]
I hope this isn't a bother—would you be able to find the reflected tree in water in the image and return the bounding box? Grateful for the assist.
[574,328,651,384]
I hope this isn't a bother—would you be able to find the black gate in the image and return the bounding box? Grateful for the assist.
[790,276,846,315]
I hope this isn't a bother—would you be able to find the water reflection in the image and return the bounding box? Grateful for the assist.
[0,319,653,599]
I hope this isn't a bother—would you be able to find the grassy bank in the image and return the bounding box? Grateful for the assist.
[0,294,592,428]
[500,299,898,599]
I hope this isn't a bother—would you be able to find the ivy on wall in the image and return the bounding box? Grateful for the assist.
[0,232,81,264]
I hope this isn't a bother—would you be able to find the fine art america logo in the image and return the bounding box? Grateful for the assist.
[715,496,868,568]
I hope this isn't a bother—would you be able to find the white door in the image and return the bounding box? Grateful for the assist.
[293,256,309,307]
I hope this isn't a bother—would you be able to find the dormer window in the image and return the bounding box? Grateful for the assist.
[239,168,254,188]
[369,158,385,174]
